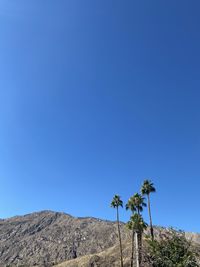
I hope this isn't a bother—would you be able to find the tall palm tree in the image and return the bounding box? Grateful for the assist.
[126,197,137,267]
[111,195,124,267]
[128,214,147,267]
[141,180,156,240]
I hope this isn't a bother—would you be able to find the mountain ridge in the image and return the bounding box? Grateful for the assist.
[2,210,199,233]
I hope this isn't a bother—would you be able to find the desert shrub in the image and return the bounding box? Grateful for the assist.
[144,229,199,267]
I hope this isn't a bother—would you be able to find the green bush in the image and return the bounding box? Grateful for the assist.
[144,229,199,267]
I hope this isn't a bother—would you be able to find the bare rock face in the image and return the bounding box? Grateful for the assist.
[0,211,128,266]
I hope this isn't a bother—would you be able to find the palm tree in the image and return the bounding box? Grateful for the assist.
[111,195,124,267]
[126,197,137,267]
[126,193,146,267]
[141,180,156,240]
[131,193,146,264]
[128,214,147,267]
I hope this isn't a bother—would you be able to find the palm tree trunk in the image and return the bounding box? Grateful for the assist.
[130,228,134,267]
[136,209,142,264]
[147,194,154,240]
[117,207,124,267]
[135,231,140,267]
[139,231,143,265]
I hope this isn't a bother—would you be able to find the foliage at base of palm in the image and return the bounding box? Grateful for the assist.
[127,214,147,233]
[144,229,199,267]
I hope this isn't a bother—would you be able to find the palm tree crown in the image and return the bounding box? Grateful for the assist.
[111,195,123,208]
[141,180,156,195]
[131,193,146,214]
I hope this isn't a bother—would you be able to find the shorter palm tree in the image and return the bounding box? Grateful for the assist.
[126,198,137,267]
[141,180,156,240]
[126,193,146,267]
[131,193,146,264]
[111,195,124,267]
[128,214,147,267]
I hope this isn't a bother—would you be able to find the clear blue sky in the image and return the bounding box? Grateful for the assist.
[0,1,200,232]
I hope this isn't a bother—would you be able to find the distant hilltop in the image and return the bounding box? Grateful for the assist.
[0,210,199,266]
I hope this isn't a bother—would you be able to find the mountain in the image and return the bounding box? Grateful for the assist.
[0,210,128,266]
[0,211,199,267]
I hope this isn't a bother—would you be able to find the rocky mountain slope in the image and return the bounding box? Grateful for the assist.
[0,211,129,266]
[0,211,199,267]
[56,236,200,267]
